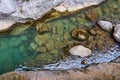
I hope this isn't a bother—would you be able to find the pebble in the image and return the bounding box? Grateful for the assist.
[97,20,113,31]
[69,45,92,57]
[71,28,89,41]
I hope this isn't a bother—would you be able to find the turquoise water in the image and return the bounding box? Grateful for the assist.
[0,27,36,74]
[0,0,120,75]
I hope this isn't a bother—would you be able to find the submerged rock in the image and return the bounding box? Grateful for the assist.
[97,20,113,31]
[35,53,55,66]
[69,45,92,57]
[113,23,120,42]
[71,28,89,41]
[85,7,102,22]
[36,23,49,34]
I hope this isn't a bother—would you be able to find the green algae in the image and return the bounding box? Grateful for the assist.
[0,0,120,74]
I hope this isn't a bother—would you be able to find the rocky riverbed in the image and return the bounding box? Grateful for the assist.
[0,0,120,79]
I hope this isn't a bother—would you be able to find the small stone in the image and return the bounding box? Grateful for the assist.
[97,21,113,31]
[70,17,77,23]
[81,60,87,64]
[69,45,92,57]
[35,33,51,46]
[36,23,49,34]
[30,42,38,50]
[113,23,120,42]
[90,29,96,35]
[54,41,64,49]
[20,35,27,41]
[71,28,89,41]
[36,46,47,52]
[64,32,70,40]
[44,40,54,51]
[24,58,36,67]
[35,53,54,65]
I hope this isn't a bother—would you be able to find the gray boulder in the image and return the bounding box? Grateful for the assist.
[113,24,120,42]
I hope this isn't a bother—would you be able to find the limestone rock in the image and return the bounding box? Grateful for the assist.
[0,0,105,32]
[0,0,64,25]
[113,24,120,42]
[54,6,67,12]
[11,0,64,20]
[0,20,15,32]
[0,0,105,21]
[97,20,113,31]
[54,0,105,12]
[69,45,92,57]
[0,0,17,14]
